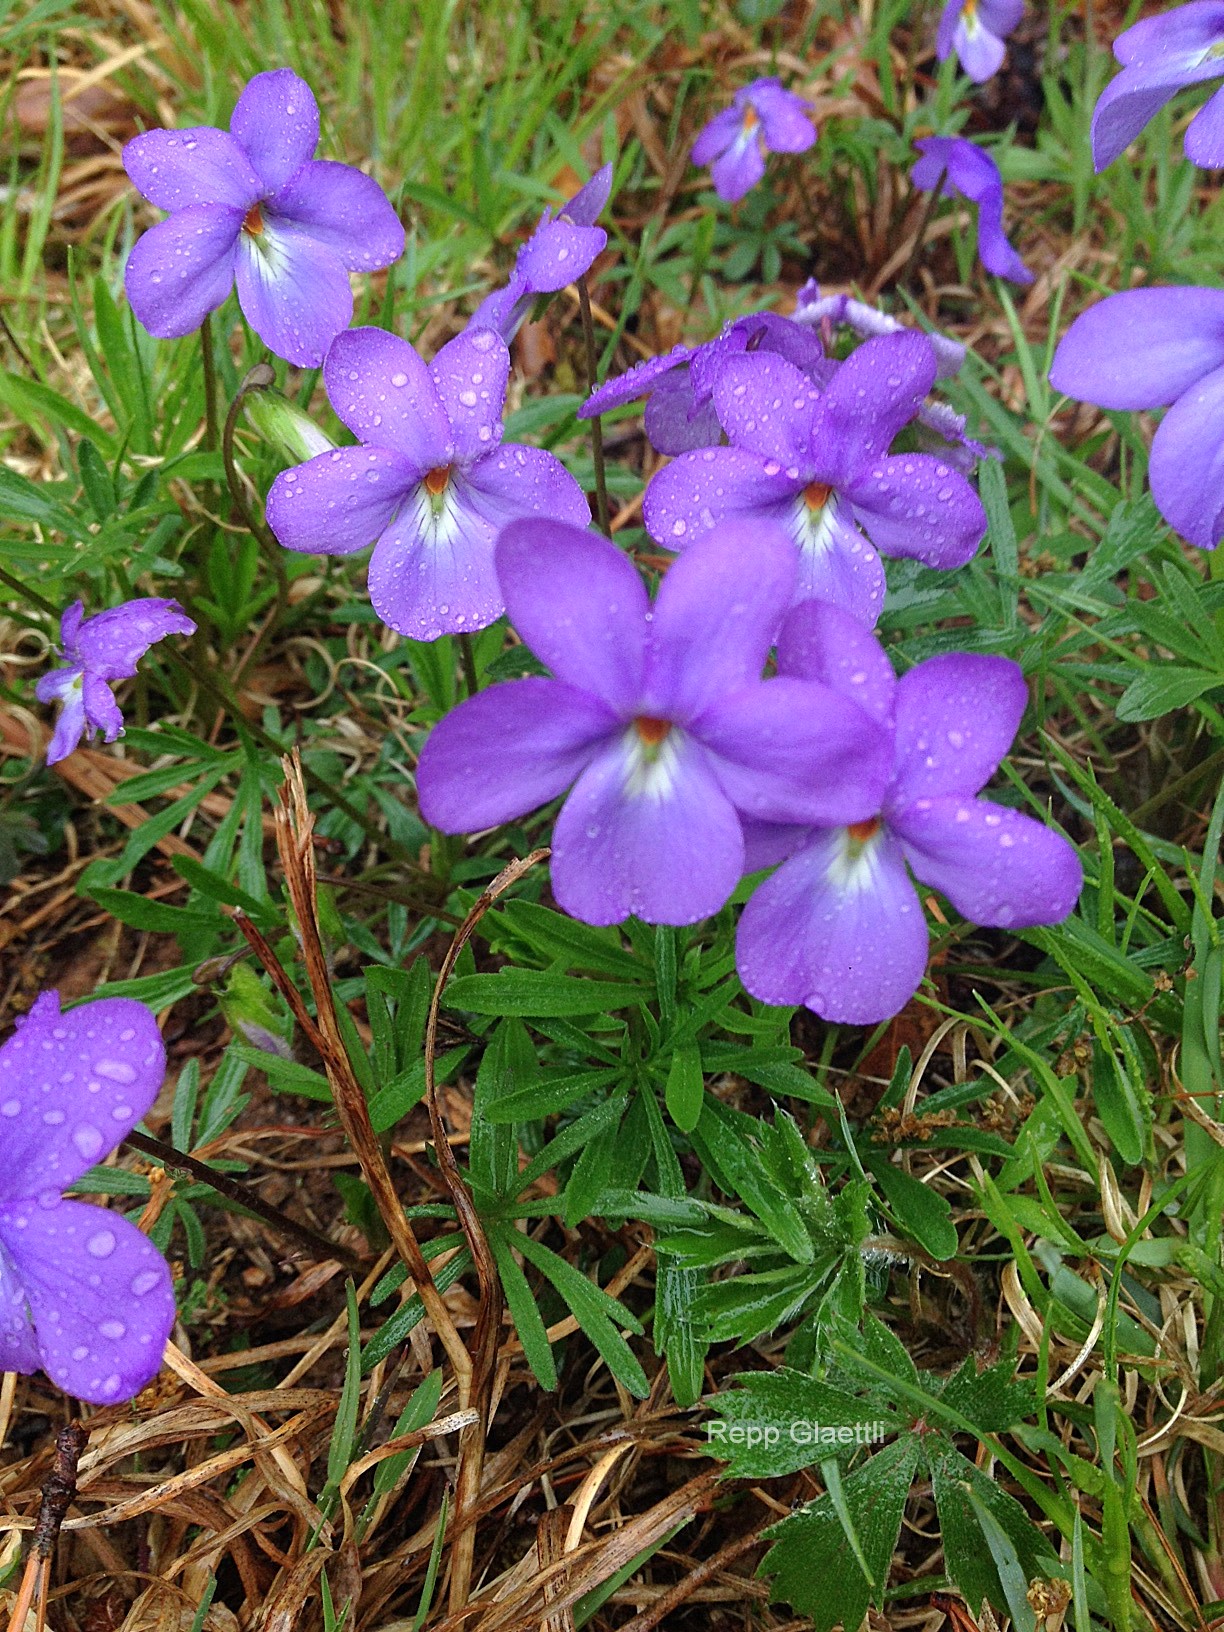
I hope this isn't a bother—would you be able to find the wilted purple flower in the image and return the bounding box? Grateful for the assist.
[643,331,987,626]
[0,990,175,1403]
[911,137,1033,286]
[123,69,404,366]
[417,519,891,927]
[266,325,590,640]
[580,312,832,455]
[469,165,613,344]
[793,280,993,469]
[36,598,197,766]
[936,0,1023,83]
[691,77,817,203]
[1091,1,1224,172]
[794,279,966,379]
[736,603,1083,1024]
[1050,286,1224,549]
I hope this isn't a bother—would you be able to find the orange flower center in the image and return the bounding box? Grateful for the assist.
[424,466,451,496]
[743,105,760,131]
[804,482,833,512]
[242,203,265,237]
[634,716,672,747]
[847,817,881,843]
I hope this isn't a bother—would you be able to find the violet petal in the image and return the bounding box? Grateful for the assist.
[229,68,319,194]
[233,223,353,368]
[551,731,745,926]
[122,127,261,212]
[269,159,404,272]
[266,446,419,556]
[735,827,929,1023]
[1048,286,1224,410]
[889,652,1027,805]
[895,796,1083,927]
[416,677,617,832]
[324,327,451,465]
[123,204,240,339]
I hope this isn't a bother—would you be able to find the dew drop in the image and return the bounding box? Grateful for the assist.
[87,1230,116,1259]
[131,1270,161,1296]
[94,1060,136,1085]
[73,1125,104,1160]
[100,1319,126,1340]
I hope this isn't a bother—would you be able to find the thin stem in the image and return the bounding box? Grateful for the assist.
[221,362,289,668]
[200,313,220,453]
[123,1129,366,1271]
[458,632,479,700]
[899,168,947,292]
[577,274,611,538]
[0,565,56,618]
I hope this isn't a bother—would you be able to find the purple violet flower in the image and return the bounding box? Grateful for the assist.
[936,0,1023,83]
[911,137,1034,286]
[691,77,817,204]
[580,312,832,456]
[643,331,987,627]
[469,165,613,344]
[0,990,176,1404]
[265,325,590,640]
[123,69,404,366]
[417,518,892,927]
[36,597,197,766]
[1091,0,1224,172]
[1049,286,1224,549]
[736,602,1083,1025]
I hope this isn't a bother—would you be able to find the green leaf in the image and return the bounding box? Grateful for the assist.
[708,1369,899,1479]
[366,1369,444,1510]
[691,1101,812,1263]
[1117,664,1222,722]
[490,900,645,979]
[482,1065,622,1122]
[229,1045,332,1102]
[326,1282,363,1487]
[444,970,648,1017]
[759,1436,922,1629]
[664,1043,704,1133]
[865,1156,958,1260]
[488,1223,558,1390]
[87,886,219,935]
[514,1231,648,1397]
[930,1442,1060,1619]
[938,1354,1036,1433]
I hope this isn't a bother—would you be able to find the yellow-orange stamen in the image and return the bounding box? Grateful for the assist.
[847,817,880,843]
[634,716,672,747]
[242,203,265,236]
[424,466,451,496]
[804,481,833,512]
[743,105,760,130]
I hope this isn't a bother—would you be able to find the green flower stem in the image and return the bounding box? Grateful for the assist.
[200,313,221,453]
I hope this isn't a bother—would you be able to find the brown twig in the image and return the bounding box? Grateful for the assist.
[271,753,472,1390]
[5,1422,87,1632]
[122,1129,366,1272]
[422,846,550,1613]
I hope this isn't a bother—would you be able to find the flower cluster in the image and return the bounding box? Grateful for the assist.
[419,522,1081,1017]
[0,991,175,1404]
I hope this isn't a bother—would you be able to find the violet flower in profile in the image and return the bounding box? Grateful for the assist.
[417,519,891,927]
[691,77,816,204]
[580,311,831,456]
[123,68,404,366]
[912,137,1033,286]
[1091,0,1224,172]
[643,331,987,627]
[736,603,1083,1025]
[266,325,590,640]
[937,0,1023,83]
[0,990,175,1403]
[469,165,613,344]
[36,597,197,766]
[1050,286,1224,549]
